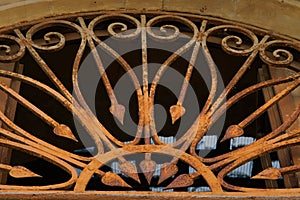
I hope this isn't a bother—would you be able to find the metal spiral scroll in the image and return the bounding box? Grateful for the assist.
[0,12,298,193]
[0,35,25,62]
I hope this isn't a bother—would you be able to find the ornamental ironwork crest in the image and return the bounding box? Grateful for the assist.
[0,12,299,193]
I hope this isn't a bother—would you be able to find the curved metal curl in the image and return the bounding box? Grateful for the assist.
[26,20,87,52]
[259,40,300,67]
[89,14,141,40]
[204,25,259,56]
[0,35,25,62]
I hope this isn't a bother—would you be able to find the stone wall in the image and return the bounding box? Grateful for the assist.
[0,0,299,39]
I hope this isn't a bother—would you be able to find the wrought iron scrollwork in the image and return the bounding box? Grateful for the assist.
[0,35,25,62]
[0,12,299,193]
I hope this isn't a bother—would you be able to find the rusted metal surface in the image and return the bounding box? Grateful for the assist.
[0,12,298,195]
[1,191,300,200]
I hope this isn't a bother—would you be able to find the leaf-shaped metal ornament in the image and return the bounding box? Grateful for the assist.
[158,162,178,185]
[101,172,131,188]
[252,168,282,180]
[109,104,126,125]
[53,124,78,142]
[164,174,194,189]
[139,159,156,184]
[220,125,244,142]
[170,104,185,124]
[119,161,140,183]
[9,166,42,178]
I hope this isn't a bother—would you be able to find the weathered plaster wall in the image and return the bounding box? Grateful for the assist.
[0,0,299,39]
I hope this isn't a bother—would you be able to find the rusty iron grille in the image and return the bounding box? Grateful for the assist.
[0,12,299,193]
